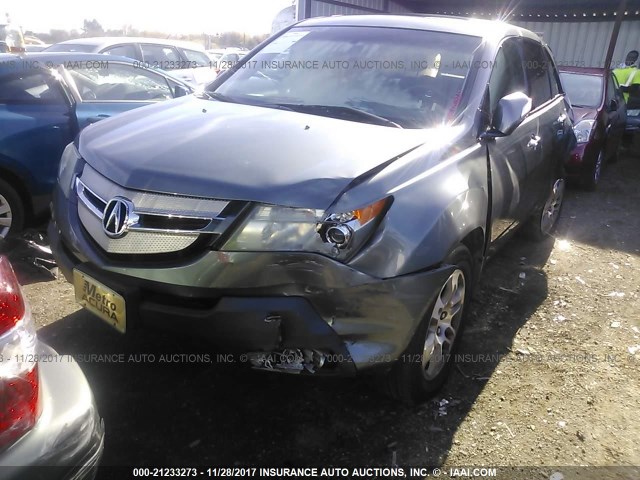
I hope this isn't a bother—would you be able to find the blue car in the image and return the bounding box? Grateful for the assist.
[0,52,192,238]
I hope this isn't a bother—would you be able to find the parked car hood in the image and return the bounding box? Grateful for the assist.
[572,105,598,123]
[78,96,457,209]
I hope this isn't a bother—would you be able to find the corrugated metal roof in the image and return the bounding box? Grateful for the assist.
[516,19,640,68]
[401,0,640,17]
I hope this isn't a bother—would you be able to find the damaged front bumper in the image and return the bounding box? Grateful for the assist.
[49,185,454,375]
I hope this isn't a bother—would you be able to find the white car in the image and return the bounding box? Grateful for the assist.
[215,50,248,74]
[45,37,217,87]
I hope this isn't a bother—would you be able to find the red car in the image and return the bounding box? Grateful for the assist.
[560,67,627,190]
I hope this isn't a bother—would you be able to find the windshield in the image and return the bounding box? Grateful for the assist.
[209,26,482,128]
[45,43,96,53]
[560,72,603,108]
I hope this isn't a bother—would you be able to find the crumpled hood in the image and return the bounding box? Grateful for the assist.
[79,96,456,208]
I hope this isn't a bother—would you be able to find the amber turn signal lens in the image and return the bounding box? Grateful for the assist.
[354,198,388,225]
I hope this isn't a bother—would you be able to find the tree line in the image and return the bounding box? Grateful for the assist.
[26,19,270,49]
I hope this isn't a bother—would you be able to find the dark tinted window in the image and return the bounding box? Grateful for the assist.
[522,40,552,108]
[103,44,138,60]
[141,44,181,69]
[0,71,66,104]
[544,49,561,97]
[488,38,527,114]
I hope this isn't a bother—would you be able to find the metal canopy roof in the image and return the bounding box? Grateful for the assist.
[399,0,640,19]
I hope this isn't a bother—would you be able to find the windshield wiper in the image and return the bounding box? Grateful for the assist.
[274,104,403,128]
[198,91,234,102]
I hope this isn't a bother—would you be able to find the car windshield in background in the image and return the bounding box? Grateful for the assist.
[210,27,482,128]
[44,43,96,53]
[66,64,173,101]
[560,72,604,108]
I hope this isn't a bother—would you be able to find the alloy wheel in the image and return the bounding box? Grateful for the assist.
[422,269,466,380]
[0,193,12,238]
[540,178,565,236]
[593,151,603,185]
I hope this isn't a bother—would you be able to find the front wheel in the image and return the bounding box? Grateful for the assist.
[0,179,25,239]
[379,245,473,404]
[584,150,604,191]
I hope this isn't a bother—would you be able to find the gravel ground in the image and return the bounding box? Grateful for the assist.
[3,148,639,478]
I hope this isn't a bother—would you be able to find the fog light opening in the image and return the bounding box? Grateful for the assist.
[246,348,327,374]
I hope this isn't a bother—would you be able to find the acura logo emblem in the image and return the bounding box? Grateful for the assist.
[102,197,135,238]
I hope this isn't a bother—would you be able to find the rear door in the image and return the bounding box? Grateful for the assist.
[59,61,177,130]
[0,68,75,195]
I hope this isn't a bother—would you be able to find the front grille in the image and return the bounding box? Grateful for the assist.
[76,164,247,256]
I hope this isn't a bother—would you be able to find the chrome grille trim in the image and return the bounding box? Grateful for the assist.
[75,164,248,256]
[76,177,225,235]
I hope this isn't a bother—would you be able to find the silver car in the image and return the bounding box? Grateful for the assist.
[49,15,574,403]
[0,256,104,478]
[45,37,217,87]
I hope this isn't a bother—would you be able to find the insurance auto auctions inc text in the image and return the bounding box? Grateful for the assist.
[241,467,497,478]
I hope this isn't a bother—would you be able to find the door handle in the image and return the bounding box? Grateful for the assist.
[527,134,541,149]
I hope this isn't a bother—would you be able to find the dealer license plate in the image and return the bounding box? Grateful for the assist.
[73,269,126,333]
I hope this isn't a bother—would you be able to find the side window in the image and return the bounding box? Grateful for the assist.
[103,44,138,60]
[609,73,624,103]
[543,49,561,97]
[522,40,552,109]
[488,38,527,115]
[65,63,173,101]
[0,71,66,104]
[141,44,181,69]
[180,48,210,67]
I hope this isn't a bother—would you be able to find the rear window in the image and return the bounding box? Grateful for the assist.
[559,72,603,108]
[44,43,96,53]
[181,48,210,67]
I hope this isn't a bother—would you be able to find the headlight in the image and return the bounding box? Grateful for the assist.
[57,143,84,198]
[222,198,390,260]
[573,120,595,144]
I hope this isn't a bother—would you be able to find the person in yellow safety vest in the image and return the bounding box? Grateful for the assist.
[613,50,639,103]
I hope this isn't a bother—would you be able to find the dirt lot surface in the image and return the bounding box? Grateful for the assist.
[3,150,640,478]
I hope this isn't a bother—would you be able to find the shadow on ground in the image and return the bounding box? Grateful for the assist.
[36,235,553,476]
[28,151,640,477]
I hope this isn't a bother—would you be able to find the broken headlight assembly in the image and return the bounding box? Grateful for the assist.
[222,197,390,260]
[57,142,84,199]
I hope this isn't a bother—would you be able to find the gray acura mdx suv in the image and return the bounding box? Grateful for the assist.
[49,15,574,403]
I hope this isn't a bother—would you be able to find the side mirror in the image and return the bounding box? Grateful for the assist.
[487,92,533,138]
[174,85,190,98]
[609,98,619,111]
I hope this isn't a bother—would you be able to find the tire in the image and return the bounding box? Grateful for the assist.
[583,150,604,191]
[522,175,565,241]
[0,178,25,239]
[379,245,473,405]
